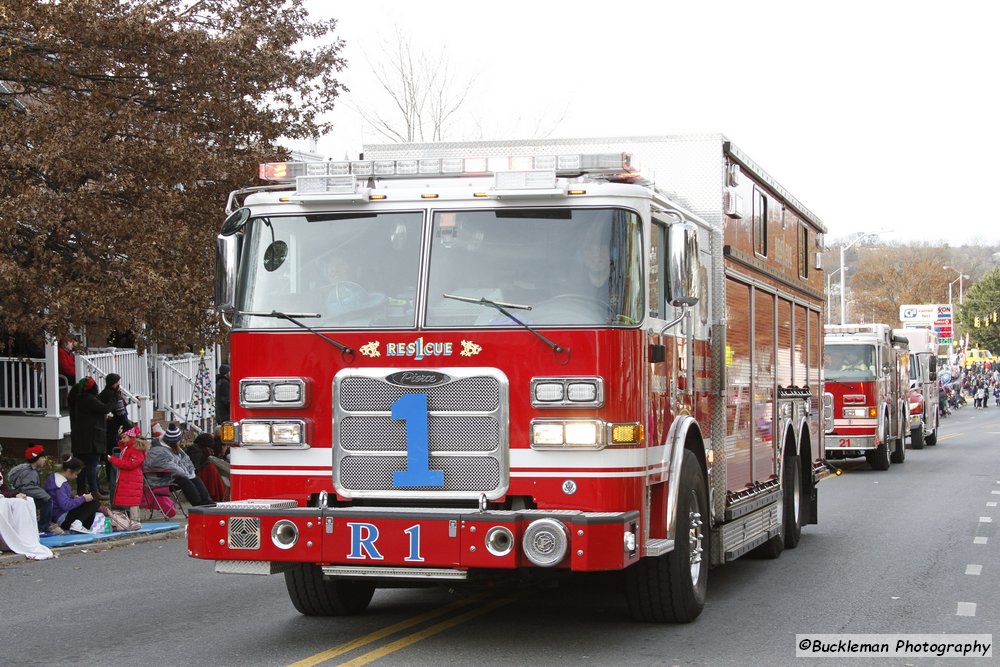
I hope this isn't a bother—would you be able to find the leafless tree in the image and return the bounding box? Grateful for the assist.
[355,28,476,143]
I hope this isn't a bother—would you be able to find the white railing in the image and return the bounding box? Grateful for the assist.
[155,350,217,434]
[0,356,51,413]
[77,347,154,437]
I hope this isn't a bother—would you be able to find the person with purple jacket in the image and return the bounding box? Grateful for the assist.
[44,457,100,533]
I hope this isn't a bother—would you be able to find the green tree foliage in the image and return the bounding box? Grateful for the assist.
[957,268,1000,351]
[0,0,346,348]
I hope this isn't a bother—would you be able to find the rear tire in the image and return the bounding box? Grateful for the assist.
[625,450,708,623]
[284,563,375,616]
[910,426,925,449]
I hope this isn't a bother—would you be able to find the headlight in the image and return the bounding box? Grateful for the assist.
[534,383,565,403]
[567,382,598,402]
[239,378,307,408]
[532,423,564,445]
[271,422,303,444]
[238,420,307,447]
[530,420,604,449]
[909,401,922,412]
[564,422,598,446]
[241,422,271,444]
[273,383,303,403]
[242,383,271,403]
[531,377,604,408]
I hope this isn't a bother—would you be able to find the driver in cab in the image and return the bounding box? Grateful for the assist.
[837,348,869,373]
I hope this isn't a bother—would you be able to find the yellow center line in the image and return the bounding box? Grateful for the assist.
[936,433,962,441]
[287,594,488,667]
[334,596,518,667]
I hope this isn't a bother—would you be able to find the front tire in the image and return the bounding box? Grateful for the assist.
[867,442,891,470]
[910,425,925,449]
[625,450,708,623]
[783,455,804,549]
[890,435,906,463]
[284,563,375,616]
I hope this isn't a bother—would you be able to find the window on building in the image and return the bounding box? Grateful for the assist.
[798,223,809,278]
[753,188,767,257]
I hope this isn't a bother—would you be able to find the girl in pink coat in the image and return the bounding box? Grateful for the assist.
[109,427,149,522]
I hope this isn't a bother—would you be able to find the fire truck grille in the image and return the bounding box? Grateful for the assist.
[340,456,502,492]
[334,368,509,499]
[339,415,499,452]
[340,376,500,412]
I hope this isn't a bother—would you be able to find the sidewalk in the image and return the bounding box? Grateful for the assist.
[0,511,189,567]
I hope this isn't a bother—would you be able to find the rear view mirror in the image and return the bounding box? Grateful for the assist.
[667,219,700,307]
[215,234,240,312]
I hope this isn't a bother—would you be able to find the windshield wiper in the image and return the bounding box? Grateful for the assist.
[442,293,565,354]
[238,310,353,354]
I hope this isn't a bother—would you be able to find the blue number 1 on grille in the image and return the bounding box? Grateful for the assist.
[391,393,445,487]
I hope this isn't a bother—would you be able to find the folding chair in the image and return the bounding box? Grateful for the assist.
[141,470,188,520]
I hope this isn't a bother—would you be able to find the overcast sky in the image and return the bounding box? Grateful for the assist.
[302,0,1000,245]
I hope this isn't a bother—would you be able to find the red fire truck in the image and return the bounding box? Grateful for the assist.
[824,324,910,469]
[894,327,940,448]
[189,135,830,623]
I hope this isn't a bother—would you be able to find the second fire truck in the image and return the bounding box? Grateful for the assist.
[824,324,910,469]
[189,135,830,623]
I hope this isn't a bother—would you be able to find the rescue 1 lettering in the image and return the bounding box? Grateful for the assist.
[385,337,453,360]
[346,522,425,562]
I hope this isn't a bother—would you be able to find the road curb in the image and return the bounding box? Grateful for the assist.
[0,525,186,568]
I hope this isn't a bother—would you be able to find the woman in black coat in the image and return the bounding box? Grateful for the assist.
[71,377,115,500]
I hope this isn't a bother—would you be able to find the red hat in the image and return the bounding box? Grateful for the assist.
[84,377,96,391]
[25,444,46,462]
[123,424,140,438]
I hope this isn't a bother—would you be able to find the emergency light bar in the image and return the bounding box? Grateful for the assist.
[258,152,636,183]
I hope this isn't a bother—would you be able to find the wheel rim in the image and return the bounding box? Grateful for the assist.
[688,489,704,582]
[791,470,801,523]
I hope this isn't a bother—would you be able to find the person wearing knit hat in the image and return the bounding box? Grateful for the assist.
[99,372,132,493]
[162,423,183,445]
[70,375,116,501]
[7,445,58,534]
[144,422,213,508]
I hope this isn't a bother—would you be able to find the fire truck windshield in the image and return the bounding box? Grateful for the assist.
[234,211,423,329]
[232,207,643,329]
[425,208,642,327]
[824,344,877,380]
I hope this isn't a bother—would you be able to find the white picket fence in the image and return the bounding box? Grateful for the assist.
[0,340,220,439]
[154,351,219,434]
[77,347,154,436]
[0,356,53,412]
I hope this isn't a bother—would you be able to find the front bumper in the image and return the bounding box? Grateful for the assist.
[188,501,641,577]
[826,434,877,452]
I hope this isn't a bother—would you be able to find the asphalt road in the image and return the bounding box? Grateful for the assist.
[3,404,998,667]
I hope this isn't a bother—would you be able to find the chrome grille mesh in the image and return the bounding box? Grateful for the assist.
[340,376,500,412]
[341,456,501,491]
[334,368,508,499]
[228,517,261,550]
[340,415,499,452]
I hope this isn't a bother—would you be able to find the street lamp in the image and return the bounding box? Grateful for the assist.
[827,267,843,324]
[943,266,969,306]
[840,231,889,325]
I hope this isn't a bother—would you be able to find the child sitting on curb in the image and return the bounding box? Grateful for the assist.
[45,457,100,533]
[109,426,149,524]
